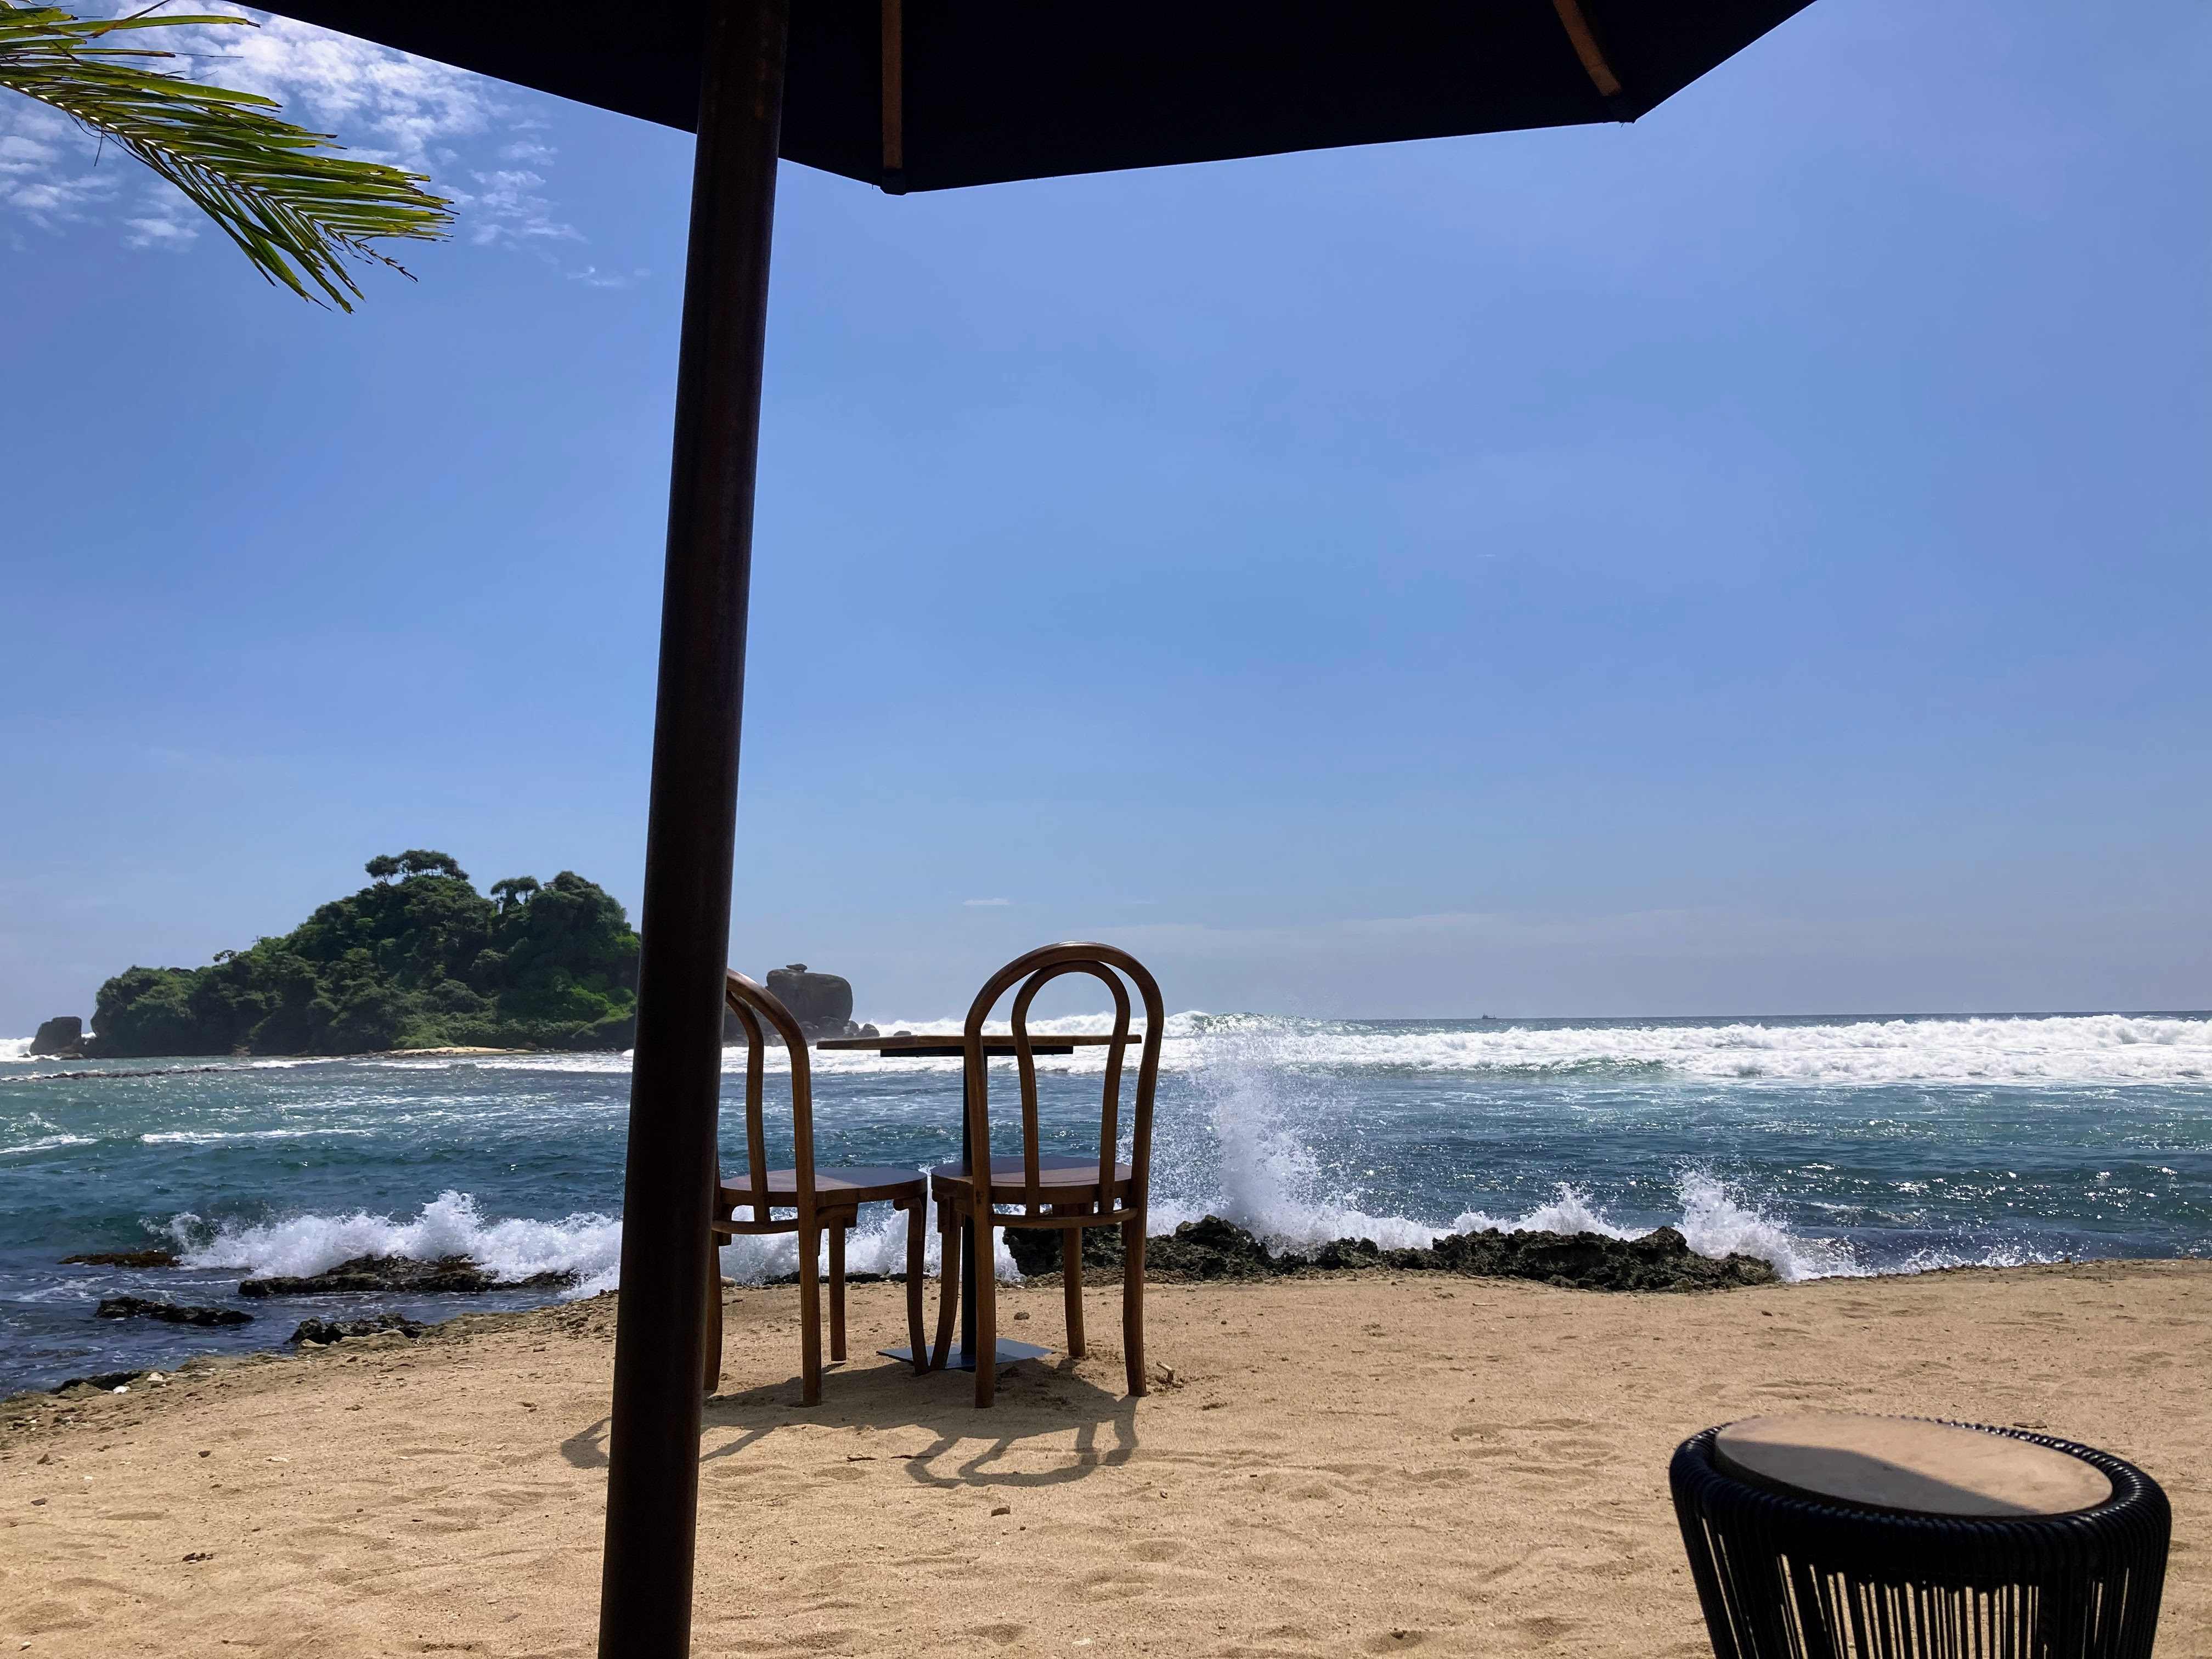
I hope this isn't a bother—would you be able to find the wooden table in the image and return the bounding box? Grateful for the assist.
[815,1032,1128,1372]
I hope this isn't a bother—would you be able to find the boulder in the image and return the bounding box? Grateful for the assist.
[290,1313,426,1345]
[29,1016,85,1058]
[95,1295,252,1327]
[761,964,860,1039]
[238,1254,575,1298]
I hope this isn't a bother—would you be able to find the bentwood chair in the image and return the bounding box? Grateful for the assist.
[709,970,928,1405]
[927,942,1164,1407]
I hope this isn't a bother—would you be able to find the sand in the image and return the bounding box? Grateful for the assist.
[4,1261,2207,1657]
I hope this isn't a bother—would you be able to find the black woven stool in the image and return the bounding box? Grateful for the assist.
[1671,1412,2168,1659]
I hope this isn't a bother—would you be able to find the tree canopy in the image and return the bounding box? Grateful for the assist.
[90,853,641,1057]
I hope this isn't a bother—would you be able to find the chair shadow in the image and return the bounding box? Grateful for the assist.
[700,1352,1140,1491]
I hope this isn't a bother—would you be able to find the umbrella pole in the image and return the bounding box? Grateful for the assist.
[597,3,789,1657]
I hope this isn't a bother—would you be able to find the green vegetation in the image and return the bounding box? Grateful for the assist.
[89,853,641,1057]
[0,3,452,309]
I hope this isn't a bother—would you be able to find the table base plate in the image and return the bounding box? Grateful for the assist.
[879,1339,1049,1373]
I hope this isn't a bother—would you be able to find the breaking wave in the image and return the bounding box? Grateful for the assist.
[167,1191,626,1296]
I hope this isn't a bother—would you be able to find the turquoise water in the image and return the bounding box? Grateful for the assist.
[4,1010,2209,1394]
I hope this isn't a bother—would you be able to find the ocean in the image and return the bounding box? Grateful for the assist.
[4,1009,2208,1396]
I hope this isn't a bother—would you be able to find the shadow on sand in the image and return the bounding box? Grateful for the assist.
[711,1352,1141,1489]
[560,1351,1139,1490]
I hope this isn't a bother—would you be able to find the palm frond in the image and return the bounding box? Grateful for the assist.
[0,2,454,309]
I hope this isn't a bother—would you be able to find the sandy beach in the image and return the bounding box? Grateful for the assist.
[4,1262,2207,1658]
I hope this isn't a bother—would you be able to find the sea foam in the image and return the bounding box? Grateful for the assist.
[169,1190,626,1295]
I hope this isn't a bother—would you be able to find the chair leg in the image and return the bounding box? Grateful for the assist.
[797,1222,822,1407]
[828,1215,848,1364]
[929,1199,960,1372]
[902,1198,927,1374]
[1122,1215,1147,1397]
[1056,1207,1087,1359]
[703,1234,725,1397]
[973,1216,999,1409]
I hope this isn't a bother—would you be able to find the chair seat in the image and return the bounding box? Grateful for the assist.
[717,1164,926,1207]
[929,1153,1136,1208]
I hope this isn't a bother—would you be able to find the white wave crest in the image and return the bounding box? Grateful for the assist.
[1148,1019,1870,1280]
[168,1190,625,1296]
[149,1009,2209,1090]
[2,1132,100,1157]
[742,1009,2212,1088]
[1158,1011,2212,1086]
[1448,1173,1863,1283]
[0,1037,33,1062]
[159,1185,999,1297]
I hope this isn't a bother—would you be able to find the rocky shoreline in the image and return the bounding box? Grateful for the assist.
[236,1254,578,1299]
[1005,1215,1780,1292]
[29,1218,1774,1396]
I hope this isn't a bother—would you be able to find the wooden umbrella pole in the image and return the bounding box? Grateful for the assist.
[597,3,789,1656]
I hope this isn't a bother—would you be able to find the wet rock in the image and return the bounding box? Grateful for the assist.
[238,1254,575,1299]
[290,1313,427,1345]
[96,1296,251,1327]
[1418,1224,1776,1291]
[1007,1215,1776,1291]
[61,1249,181,1268]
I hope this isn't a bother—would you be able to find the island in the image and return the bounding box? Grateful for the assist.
[84,851,642,1057]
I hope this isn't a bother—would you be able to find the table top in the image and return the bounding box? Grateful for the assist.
[1714,1412,2112,1518]
[815,1033,1133,1057]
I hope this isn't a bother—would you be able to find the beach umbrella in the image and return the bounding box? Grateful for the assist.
[256,4,1817,1655]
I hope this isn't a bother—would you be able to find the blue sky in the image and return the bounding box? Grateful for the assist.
[3,0,2207,1028]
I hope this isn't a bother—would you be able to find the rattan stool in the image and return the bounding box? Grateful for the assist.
[1671,1412,2168,1659]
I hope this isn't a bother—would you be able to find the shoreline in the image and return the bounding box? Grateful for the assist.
[4,1261,2206,1656]
[7,1250,2200,1408]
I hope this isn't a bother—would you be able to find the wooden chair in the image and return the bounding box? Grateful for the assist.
[708,969,928,1405]
[927,942,1164,1407]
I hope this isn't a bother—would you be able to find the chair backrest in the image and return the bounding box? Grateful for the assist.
[722,969,818,1228]
[961,942,1165,1220]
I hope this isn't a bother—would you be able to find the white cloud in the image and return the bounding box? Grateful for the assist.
[0,4,621,286]
[963,898,1014,907]
[461,166,578,246]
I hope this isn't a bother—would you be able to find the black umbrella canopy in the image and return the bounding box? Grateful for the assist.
[266,1,1810,192]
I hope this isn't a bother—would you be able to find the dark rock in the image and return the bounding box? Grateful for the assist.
[1007,1215,1777,1292]
[52,1369,144,1393]
[762,963,860,1039]
[238,1254,576,1299]
[290,1313,426,1345]
[97,1295,252,1327]
[26,1066,228,1082]
[61,1249,181,1268]
[1419,1223,1776,1291]
[29,1015,85,1057]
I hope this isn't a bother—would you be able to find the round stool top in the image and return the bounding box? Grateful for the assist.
[1714,1413,2113,1518]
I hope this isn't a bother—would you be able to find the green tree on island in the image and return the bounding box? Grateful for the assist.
[0,3,450,309]
[90,853,642,1057]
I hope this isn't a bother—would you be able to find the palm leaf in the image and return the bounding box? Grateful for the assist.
[0,2,454,309]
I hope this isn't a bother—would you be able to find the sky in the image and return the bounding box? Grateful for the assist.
[3,1,2208,1029]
